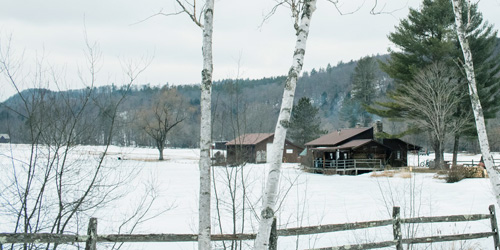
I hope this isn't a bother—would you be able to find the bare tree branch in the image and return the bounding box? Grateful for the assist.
[130,9,184,26]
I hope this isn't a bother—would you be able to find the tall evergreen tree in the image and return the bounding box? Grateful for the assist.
[368,0,500,166]
[340,93,362,128]
[351,56,378,126]
[287,97,326,146]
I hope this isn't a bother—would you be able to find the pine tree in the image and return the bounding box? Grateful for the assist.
[368,0,500,166]
[340,93,362,128]
[287,97,326,146]
[351,56,377,126]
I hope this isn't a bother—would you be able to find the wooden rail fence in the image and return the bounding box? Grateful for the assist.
[455,159,500,167]
[1,205,499,250]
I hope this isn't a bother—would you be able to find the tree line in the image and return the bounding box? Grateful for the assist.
[1,45,500,155]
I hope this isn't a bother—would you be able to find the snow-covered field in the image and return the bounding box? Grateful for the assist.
[1,144,498,250]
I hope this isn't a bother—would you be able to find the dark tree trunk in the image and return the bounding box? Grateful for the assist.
[452,134,459,167]
[158,146,164,161]
[432,139,445,169]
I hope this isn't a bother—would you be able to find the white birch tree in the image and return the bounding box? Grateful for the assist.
[450,0,500,206]
[172,0,215,248]
[198,2,214,247]
[254,1,317,248]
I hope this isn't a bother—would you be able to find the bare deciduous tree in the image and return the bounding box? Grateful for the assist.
[393,62,471,169]
[138,88,185,160]
[0,36,156,250]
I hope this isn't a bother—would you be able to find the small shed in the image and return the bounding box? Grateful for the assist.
[213,141,228,150]
[0,134,10,143]
[226,133,303,164]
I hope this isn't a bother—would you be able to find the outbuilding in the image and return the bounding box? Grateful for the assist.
[0,134,10,143]
[226,133,303,164]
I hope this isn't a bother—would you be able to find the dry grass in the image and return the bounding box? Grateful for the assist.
[398,171,412,178]
[124,157,164,162]
[411,167,442,173]
[371,168,413,178]
[370,170,395,178]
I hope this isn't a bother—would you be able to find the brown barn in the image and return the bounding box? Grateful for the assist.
[304,122,420,174]
[0,134,10,143]
[226,133,303,164]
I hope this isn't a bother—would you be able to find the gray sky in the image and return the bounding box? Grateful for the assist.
[1,0,500,101]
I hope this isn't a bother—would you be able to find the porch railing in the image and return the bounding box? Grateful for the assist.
[313,159,383,174]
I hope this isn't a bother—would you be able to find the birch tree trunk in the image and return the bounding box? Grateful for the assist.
[253,1,317,249]
[451,0,500,206]
[199,0,215,249]
[172,0,214,248]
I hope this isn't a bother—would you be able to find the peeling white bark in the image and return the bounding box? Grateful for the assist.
[451,0,500,206]
[199,0,214,249]
[253,1,317,249]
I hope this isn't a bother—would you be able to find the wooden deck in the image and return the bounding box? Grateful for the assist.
[310,159,384,175]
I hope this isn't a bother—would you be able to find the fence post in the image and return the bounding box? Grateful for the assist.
[269,217,277,250]
[85,217,98,250]
[489,205,500,249]
[393,206,403,250]
[354,160,358,175]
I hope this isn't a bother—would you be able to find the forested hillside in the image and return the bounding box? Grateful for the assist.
[1,49,500,152]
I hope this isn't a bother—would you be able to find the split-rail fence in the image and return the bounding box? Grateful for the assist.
[1,205,499,250]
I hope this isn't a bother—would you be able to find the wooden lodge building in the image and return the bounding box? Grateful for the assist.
[304,122,420,174]
[226,133,303,164]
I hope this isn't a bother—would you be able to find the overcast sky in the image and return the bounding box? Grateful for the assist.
[1,0,500,101]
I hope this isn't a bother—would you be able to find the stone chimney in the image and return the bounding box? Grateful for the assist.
[373,120,383,141]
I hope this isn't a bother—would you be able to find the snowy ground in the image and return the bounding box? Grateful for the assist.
[1,144,498,250]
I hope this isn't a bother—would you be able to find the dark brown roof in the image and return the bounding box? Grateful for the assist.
[311,139,390,151]
[383,138,422,151]
[226,133,274,145]
[305,127,372,146]
[336,139,373,149]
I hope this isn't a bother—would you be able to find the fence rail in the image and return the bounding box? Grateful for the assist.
[1,205,498,250]
[455,159,500,166]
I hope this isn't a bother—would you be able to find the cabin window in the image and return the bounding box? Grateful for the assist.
[397,151,401,159]
[286,149,293,154]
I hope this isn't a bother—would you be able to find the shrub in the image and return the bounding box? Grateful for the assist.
[446,165,467,183]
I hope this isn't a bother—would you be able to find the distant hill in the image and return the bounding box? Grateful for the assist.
[1,36,499,150]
